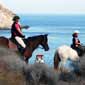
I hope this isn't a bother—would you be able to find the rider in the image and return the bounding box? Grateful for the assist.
[11,15,28,53]
[71,30,81,52]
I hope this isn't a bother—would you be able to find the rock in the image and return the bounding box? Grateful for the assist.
[24,63,59,85]
[0,46,26,85]
[0,1,15,29]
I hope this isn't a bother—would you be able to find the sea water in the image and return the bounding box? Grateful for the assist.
[0,15,85,66]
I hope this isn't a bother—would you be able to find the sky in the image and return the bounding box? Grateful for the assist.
[0,0,85,14]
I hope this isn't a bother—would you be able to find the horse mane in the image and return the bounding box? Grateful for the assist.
[0,36,8,39]
[26,35,44,41]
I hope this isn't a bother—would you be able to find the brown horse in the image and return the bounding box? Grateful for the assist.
[0,34,49,63]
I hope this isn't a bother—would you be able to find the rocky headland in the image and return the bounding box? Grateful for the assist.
[0,2,15,29]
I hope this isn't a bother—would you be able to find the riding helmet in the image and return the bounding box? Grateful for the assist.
[12,15,20,21]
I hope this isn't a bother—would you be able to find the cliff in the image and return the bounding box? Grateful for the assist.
[0,2,15,29]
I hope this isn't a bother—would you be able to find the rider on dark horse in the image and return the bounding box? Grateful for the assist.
[11,15,29,54]
[71,30,82,56]
[71,30,80,48]
[10,16,49,63]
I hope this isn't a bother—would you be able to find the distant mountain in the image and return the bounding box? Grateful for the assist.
[0,2,15,29]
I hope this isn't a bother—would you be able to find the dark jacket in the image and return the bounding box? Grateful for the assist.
[11,22,24,38]
[72,37,80,48]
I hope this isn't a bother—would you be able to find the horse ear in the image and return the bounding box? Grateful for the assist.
[45,34,48,36]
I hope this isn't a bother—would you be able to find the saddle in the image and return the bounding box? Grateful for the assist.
[9,37,27,52]
[9,38,31,55]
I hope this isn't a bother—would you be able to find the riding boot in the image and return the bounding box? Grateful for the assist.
[22,47,27,54]
[19,47,25,54]
[18,47,24,54]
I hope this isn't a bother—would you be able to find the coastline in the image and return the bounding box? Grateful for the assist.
[0,28,10,30]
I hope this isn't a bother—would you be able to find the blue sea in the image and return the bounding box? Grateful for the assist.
[0,15,85,66]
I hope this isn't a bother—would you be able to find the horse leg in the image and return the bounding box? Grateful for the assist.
[23,48,32,64]
[54,51,61,70]
[24,57,29,64]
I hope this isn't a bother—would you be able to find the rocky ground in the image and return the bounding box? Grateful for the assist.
[0,46,85,85]
[0,46,26,85]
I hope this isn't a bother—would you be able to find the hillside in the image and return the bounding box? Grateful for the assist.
[0,2,15,29]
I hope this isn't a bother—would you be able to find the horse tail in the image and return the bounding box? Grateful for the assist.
[54,50,61,70]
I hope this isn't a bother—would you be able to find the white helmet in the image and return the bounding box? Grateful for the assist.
[73,30,80,34]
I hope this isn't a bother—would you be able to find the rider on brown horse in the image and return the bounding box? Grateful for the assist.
[10,15,49,63]
[11,15,29,54]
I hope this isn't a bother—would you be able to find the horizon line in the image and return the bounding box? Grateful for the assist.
[16,13,85,15]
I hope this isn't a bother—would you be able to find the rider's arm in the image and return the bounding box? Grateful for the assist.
[75,38,80,47]
[19,22,29,29]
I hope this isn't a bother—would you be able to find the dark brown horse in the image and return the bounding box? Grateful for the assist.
[0,34,49,63]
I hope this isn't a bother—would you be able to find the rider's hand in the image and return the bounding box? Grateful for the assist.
[24,25,29,29]
[22,35,25,38]
[21,25,29,29]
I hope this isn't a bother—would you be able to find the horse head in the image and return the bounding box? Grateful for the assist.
[40,34,49,51]
[23,34,49,63]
